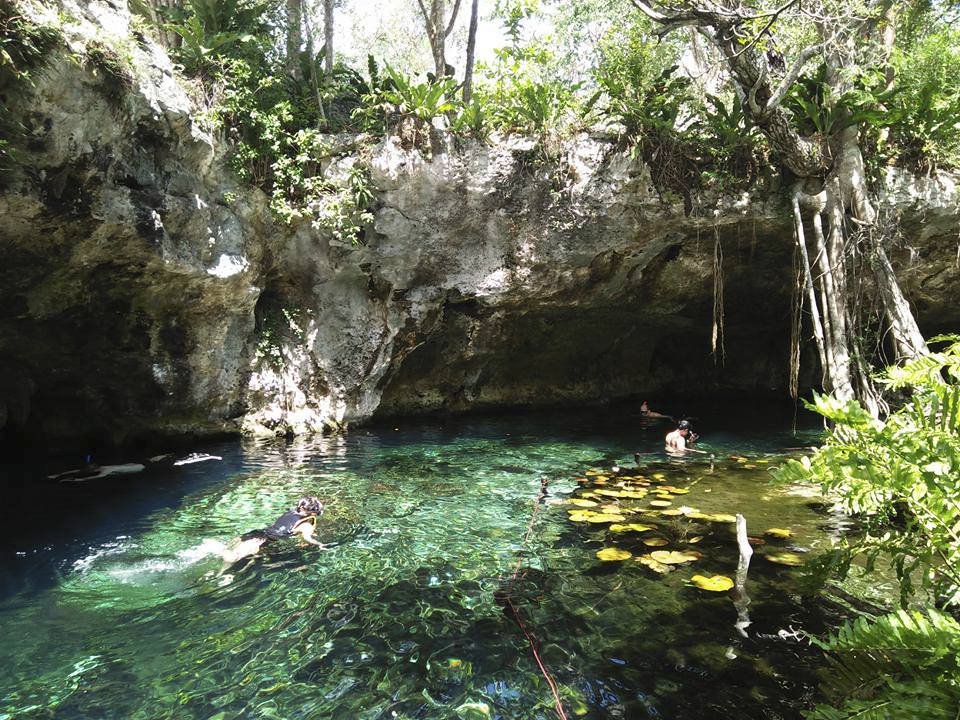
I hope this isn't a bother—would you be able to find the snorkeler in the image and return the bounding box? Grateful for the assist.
[665,420,706,454]
[221,496,326,564]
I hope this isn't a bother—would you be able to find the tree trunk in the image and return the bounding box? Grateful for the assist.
[416,0,462,78]
[286,0,303,81]
[463,0,479,102]
[323,0,334,79]
[869,238,928,360]
[301,1,326,126]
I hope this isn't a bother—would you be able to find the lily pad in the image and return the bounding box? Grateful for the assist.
[609,523,654,533]
[567,511,596,522]
[585,469,603,476]
[567,498,599,508]
[765,527,793,538]
[596,547,632,561]
[619,491,648,499]
[765,551,805,566]
[659,509,683,516]
[642,537,669,547]
[649,499,672,507]
[652,472,666,480]
[690,574,735,592]
[650,550,700,564]
[585,513,627,523]
[595,489,624,498]
[636,554,674,573]
[707,513,737,523]
[688,536,703,544]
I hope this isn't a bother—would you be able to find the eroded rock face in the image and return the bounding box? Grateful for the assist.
[1,1,958,446]
[0,0,265,445]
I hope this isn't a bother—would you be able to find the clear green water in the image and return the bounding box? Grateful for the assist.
[0,407,854,719]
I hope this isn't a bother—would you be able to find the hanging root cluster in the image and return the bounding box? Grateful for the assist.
[712,226,726,365]
[790,175,927,417]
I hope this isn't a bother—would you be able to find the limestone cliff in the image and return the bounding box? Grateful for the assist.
[1,0,958,446]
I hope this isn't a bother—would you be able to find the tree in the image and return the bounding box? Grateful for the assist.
[416,0,463,78]
[323,0,334,78]
[285,0,303,80]
[463,0,479,101]
[629,0,928,413]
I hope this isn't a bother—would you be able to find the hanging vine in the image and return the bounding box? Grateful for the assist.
[711,226,726,365]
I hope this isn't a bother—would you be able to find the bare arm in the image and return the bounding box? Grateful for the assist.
[295,519,325,547]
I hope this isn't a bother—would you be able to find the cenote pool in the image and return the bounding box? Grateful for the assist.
[0,405,879,719]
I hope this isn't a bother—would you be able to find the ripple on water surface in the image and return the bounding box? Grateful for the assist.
[0,409,851,720]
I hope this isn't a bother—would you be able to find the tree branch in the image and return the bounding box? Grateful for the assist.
[443,0,463,38]
[767,44,821,111]
[415,0,434,35]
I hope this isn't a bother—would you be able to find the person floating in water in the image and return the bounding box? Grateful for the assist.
[221,496,326,564]
[665,419,706,454]
[639,400,672,420]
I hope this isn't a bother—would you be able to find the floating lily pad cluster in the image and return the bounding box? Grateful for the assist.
[567,466,805,590]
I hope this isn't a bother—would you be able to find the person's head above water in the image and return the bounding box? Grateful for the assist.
[296,496,324,516]
[677,419,692,435]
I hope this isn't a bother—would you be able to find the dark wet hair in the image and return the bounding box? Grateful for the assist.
[297,496,324,515]
[677,420,691,430]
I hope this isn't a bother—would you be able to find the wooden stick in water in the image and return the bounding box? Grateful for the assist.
[733,513,753,638]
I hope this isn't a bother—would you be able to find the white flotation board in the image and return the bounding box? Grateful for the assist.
[173,453,222,466]
[51,463,146,482]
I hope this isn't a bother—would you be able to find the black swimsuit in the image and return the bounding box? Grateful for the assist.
[241,511,311,542]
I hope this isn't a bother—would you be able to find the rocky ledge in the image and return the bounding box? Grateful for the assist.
[1,0,958,447]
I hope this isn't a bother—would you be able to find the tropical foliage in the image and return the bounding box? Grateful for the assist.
[778,336,960,606]
[778,337,960,720]
[807,609,960,720]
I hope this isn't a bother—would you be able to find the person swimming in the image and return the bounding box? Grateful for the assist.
[665,419,706,454]
[221,496,326,564]
[639,400,673,420]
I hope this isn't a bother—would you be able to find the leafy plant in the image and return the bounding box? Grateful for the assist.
[373,65,455,122]
[779,337,960,606]
[488,76,580,134]
[778,338,960,720]
[805,609,960,720]
[131,0,270,76]
[593,18,687,136]
[0,0,60,87]
[451,99,487,138]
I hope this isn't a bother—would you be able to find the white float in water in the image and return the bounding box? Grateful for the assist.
[51,463,146,482]
[173,453,223,466]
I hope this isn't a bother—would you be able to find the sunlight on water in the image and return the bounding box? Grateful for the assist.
[0,408,857,719]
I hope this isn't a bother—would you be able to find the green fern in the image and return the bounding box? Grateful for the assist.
[806,610,960,720]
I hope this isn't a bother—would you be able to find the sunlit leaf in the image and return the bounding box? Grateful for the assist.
[650,550,700,564]
[690,574,734,591]
[609,523,655,533]
[596,547,632,561]
[765,528,793,538]
[642,537,669,547]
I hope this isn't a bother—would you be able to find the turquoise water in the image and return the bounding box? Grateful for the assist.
[0,407,854,719]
